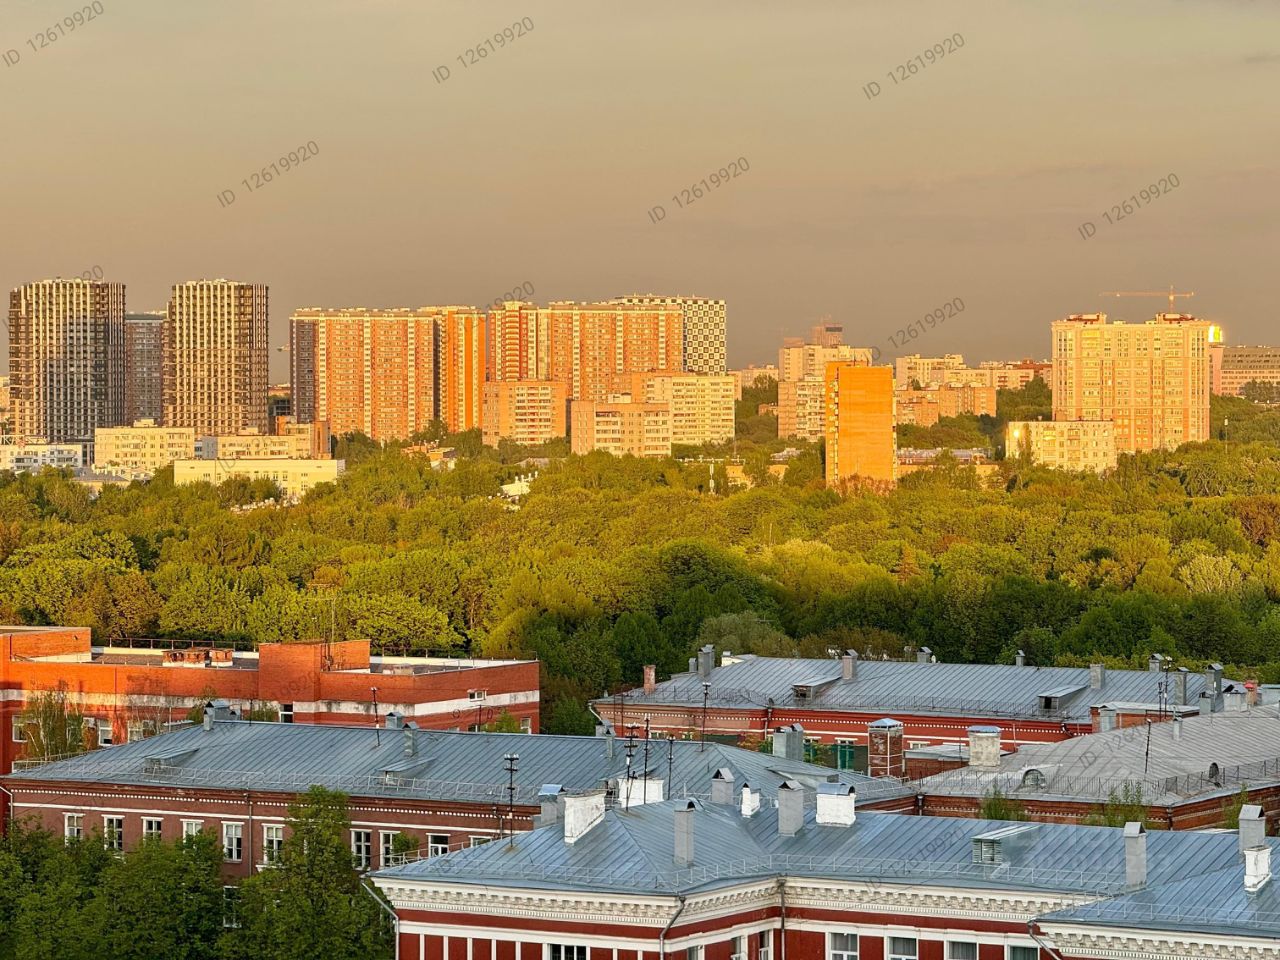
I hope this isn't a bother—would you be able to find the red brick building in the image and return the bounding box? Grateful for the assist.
[1,625,540,775]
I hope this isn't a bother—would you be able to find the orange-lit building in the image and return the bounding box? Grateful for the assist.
[547,302,683,402]
[487,301,550,382]
[606,371,735,445]
[824,362,895,487]
[777,376,826,441]
[289,308,441,442]
[440,308,486,433]
[570,395,672,458]
[0,626,540,777]
[895,383,997,426]
[481,380,568,447]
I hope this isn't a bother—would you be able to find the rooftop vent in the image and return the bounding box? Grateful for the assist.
[842,650,858,681]
[815,783,856,827]
[740,782,761,818]
[1125,822,1147,890]
[972,823,1039,865]
[1245,845,1272,893]
[777,780,804,837]
[711,768,736,805]
[674,799,697,867]
[1021,768,1047,790]
[563,791,607,844]
[1240,804,1265,855]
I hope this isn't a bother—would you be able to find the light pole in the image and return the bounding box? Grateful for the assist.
[371,687,380,747]
[700,682,711,752]
[503,753,519,846]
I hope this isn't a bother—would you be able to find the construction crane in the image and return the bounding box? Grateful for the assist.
[1100,286,1196,314]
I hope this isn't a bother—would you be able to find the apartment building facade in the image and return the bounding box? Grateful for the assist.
[124,313,164,424]
[895,384,998,427]
[607,372,735,445]
[570,397,672,458]
[612,295,726,375]
[1211,343,1280,398]
[93,420,196,478]
[440,308,486,433]
[8,278,125,442]
[778,376,826,441]
[482,380,568,447]
[164,280,269,436]
[1005,420,1117,473]
[780,342,872,382]
[548,302,683,403]
[824,362,895,487]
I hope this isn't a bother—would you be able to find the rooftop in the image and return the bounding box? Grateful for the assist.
[605,652,1236,723]
[4,719,911,807]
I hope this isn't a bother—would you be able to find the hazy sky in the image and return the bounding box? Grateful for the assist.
[2,0,1278,379]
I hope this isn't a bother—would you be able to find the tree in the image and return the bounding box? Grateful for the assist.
[223,787,392,960]
[482,709,523,733]
[18,684,89,761]
[1084,782,1151,827]
[979,785,1025,822]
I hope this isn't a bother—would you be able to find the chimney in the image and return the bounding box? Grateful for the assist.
[777,780,804,837]
[842,650,858,681]
[1089,663,1106,690]
[916,646,932,664]
[385,711,404,730]
[1245,846,1272,893]
[968,726,1002,770]
[600,726,614,759]
[771,724,805,762]
[1204,663,1224,712]
[402,722,417,757]
[1015,650,1026,667]
[711,768,736,805]
[867,718,905,779]
[537,784,565,826]
[562,791,607,844]
[1240,804,1265,855]
[1124,822,1147,890]
[1148,653,1163,674]
[688,657,697,673]
[740,782,760,818]
[816,783,856,827]
[1173,668,1188,707]
[1226,690,1246,712]
[697,644,715,679]
[202,705,214,731]
[1098,706,1116,732]
[1171,714,1183,742]
[643,664,656,695]
[674,800,696,866]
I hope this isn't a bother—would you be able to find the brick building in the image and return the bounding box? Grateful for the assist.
[0,626,540,777]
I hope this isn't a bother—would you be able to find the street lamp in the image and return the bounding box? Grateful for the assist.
[700,682,711,752]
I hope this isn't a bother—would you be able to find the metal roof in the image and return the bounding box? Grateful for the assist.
[602,655,1234,722]
[915,704,1280,804]
[3,720,911,806]
[373,799,1280,941]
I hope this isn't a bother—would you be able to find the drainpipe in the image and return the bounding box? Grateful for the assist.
[0,781,14,836]
[658,895,687,960]
[361,879,400,960]
[778,877,787,960]
[1027,920,1067,960]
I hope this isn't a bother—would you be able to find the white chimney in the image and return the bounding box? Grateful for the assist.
[1240,805,1265,855]
[777,780,804,837]
[1245,845,1272,893]
[968,726,1002,770]
[842,650,858,681]
[740,782,761,818]
[563,791,606,844]
[710,768,735,805]
[816,783,856,827]
[674,800,696,867]
[1124,822,1147,890]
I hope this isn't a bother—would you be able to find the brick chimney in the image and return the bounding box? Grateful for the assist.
[643,664,656,695]
[1245,846,1272,893]
[563,791,606,844]
[867,718,905,779]
[696,644,715,679]
[967,726,1002,770]
[1173,667,1188,707]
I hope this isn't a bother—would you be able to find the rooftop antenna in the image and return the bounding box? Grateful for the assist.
[642,716,652,786]
[503,753,519,846]
[371,687,380,747]
[666,734,676,787]
[1143,719,1153,776]
[700,682,711,752]
[623,725,638,808]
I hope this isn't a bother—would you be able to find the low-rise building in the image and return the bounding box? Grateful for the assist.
[896,383,998,426]
[199,421,330,460]
[777,376,825,441]
[1006,420,1117,473]
[93,420,196,478]
[1211,343,1280,398]
[371,784,1280,960]
[0,440,83,473]
[173,456,343,499]
[570,395,671,458]
[606,372,735,446]
[481,380,568,447]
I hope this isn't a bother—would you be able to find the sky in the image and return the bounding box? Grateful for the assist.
[2,0,1278,380]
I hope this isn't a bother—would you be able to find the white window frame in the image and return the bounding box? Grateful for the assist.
[222,822,244,862]
[469,834,492,847]
[1007,947,1039,960]
[468,689,487,701]
[96,717,113,746]
[546,947,587,960]
[379,830,400,866]
[222,885,240,929]
[829,931,858,960]
[730,934,746,960]
[11,717,26,742]
[520,716,532,733]
[103,815,124,852]
[142,817,163,841]
[262,824,284,864]
[947,942,978,960]
[427,833,449,857]
[182,819,204,839]
[889,937,918,960]
[758,930,773,960]
[64,813,84,841]
[351,829,372,870]
[279,702,294,723]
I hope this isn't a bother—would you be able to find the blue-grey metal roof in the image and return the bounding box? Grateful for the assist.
[374,798,1280,941]
[3,720,911,805]
[602,655,1235,722]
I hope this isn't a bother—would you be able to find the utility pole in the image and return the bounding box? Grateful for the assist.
[700,682,711,752]
[371,687,380,747]
[503,753,519,846]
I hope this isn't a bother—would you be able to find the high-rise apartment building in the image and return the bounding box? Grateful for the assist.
[440,308,486,433]
[1051,313,1211,454]
[548,302,683,402]
[289,308,441,442]
[606,372,734,446]
[1006,420,1117,473]
[164,280,268,436]
[779,342,872,382]
[570,396,672,458]
[481,380,568,447]
[824,362,895,487]
[809,322,844,347]
[488,302,550,382]
[777,377,827,441]
[612,295,725,375]
[124,313,164,424]
[9,278,125,442]
[1210,343,1280,397]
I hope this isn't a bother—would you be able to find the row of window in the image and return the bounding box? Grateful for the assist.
[828,935,1038,960]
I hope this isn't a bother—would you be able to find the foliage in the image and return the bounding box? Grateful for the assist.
[17,684,89,761]
[1083,782,1151,828]
[482,709,524,733]
[978,785,1025,822]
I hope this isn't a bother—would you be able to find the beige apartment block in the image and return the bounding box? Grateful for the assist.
[607,372,734,445]
[1006,420,1117,473]
[570,396,672,458]
[1210,342,1280,397]
[481,380,568,447]
[202,421,330,460]
[164,280,269,436]
[173,457,343,500]
[93,420,196,479]
[777,377,826,441]
[730,364,780,399]
[895,384,997,426]
[1051,313,1211,454]
[779,342,872,382]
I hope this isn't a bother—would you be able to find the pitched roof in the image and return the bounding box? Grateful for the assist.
[4,720,910,805]
[602,655,1234,722]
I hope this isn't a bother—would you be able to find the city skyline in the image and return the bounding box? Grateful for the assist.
[3,0,1278,381]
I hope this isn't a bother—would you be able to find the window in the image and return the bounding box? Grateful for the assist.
[103,816,124,851]
[376,829,396,870]
[223,822,243,862]
[143,818,163,841]
[280,703,293,724]
[758,931,773,960]
[222,886,240,929]
[889,938,918,960]
[1007,949,1038,960]
[351,829,372,870]
[64,813,84,841]
[96,718,113,746]
[182,820,204,839]
[11,717,26,742]
[547,948,587,960]
[730,935,746,960]
[468,689,486,701]
[687,949,704,960]
[947,944,978,960]
[427,834,449,857]
[520,717,532,733]
[829,932,858,960]
[263,824,283,864]
[469,835,492,847]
